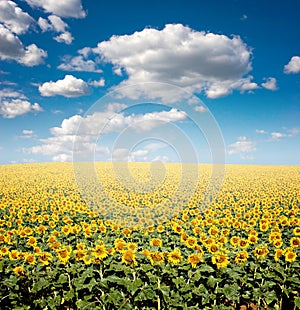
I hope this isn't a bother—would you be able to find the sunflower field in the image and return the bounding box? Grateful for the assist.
[0,162,299,309]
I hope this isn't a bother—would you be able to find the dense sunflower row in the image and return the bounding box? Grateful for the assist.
[0,163,299,309]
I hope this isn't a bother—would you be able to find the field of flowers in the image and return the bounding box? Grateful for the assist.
[0,162,299,309]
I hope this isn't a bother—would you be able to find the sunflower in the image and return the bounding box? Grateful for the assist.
[115,241,126,252]
[56,248,70,264]
[9,250,19,260]
[157,225,164,233]
[0,246,8,256]
[239,239,249,249]
[193,227,202,236]
[167,249,182,265]
[127,242,138,252]
[293,227,300,236]
[122,228,131,237]
[230,236,239,247]
[273,240,283,248]
[92,245,108,260]
[122,250,137,265]
[47,235,56,244]
[26,236,37,247]
[24,253,36,265]
[248,235,258,244]
[253,245,269,259]
[149,251,164,265]
[13,266,27,277]
[150,238,162,247]
[274,249,284,262]
[38,252,52,265]
[290,237,300,248]
[185,236,197,249]
[188,253,203,268]
[211,252,229,269]
[208,243,219,254]
[234,251,248,264]
[76,242,85,250]
[285,250,297,263]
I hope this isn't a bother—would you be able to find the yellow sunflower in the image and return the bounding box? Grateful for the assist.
[167,249,182,265]
[188,253,203,268]
[121,250,137,266]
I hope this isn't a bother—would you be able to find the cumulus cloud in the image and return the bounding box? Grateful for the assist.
[58,55,102,72]
[38,15,74,44]
[0,99,43,118]
[0,24,47,66]
[38,75,89,97]
[25,0,86,18]
[20,44,48,66]
[89,78,105,87]
[261,77,278,91]
[54,31,73,44]
[0,0,33,34]
[26,103,187,161]
[284,56,300,74]
[87,23,256,100]
[228,136,256,159]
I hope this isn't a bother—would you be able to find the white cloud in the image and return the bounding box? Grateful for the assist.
[152,155,169,162]
[90,78,105,87]
[228,136,256,158]
[284,56,300,74]
[89,23,255,100]
[20,44,48,66]
[194,105,208,112]
[20,129,35,139]
[54,31,73,44]
[23,158,37,163]
[22,129,34,135]
[38,15,74,44]
[261,77,278,91]
[256,129,267,134]
[271,132,286,141]
[0,88,27,99]
[0,0,33,34]
[26,104,187,161]
[58,55,102,72]
[38,15,68,32]
[0,24,47,66]
[25,0,86,18]
[39,75,89,97]
[0,99,43,118]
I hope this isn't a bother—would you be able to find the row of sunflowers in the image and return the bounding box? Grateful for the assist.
[0,163,299,309]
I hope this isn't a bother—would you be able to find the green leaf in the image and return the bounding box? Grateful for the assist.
[294,296,300,309]
[199,265,215,273]
[264,290,278,304]
[32,277,49,292]
[222,283,240,301]
[207,275,218,288]
[84,277,98,292]
[64,289,75,301]
[135,286,156,301]
[58,274,68,284]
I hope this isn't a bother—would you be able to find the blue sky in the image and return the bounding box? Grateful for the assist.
[0,0,300,165]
